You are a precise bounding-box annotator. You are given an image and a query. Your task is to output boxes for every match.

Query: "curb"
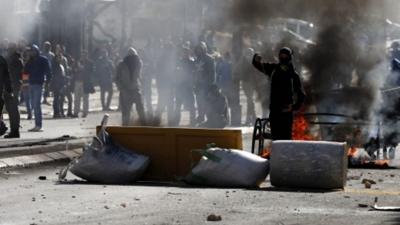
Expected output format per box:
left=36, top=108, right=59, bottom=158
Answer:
left=0, top=149, right=82, bottom=170
left=0, top=138, right=87, bottom=158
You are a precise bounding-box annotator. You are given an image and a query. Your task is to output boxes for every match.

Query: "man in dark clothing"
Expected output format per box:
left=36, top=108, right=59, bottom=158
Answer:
left=115, top=48, right=146, bottom=126
left=72, top=50, right=95, bottom=118
left=174, top=46, right=196, bottom=126
left=194, top=42, right=216, bottom=124
left=216, top=52, right=239, bottom=126
left=0, top=55, right=20, bottom=138
left=42, top=41, right=54, bottom=105
left=25, top=45, right=52, bottom=132
left=252, top=47, right=306, bottom=140
left=6, top=43, right=23, bottom=101
left=95, top=49, right=114, bottom=111
left=50, top=54, right=66, bottom=118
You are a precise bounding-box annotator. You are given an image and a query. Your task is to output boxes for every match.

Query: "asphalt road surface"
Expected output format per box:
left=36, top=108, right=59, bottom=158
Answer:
left=0, top=163, right=399, bottom=225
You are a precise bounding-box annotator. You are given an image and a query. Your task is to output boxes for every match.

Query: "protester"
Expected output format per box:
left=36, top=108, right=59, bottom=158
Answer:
left=0, top=54, right=20, bottom=138
left=95, top=49, right=114, bottom=111
left=72, top=50, right=95, bottom=118
left=252, top=47, right=306, bottom=140
left=41, top=41, right=55, bottom=105
left=24, top=45, right=52, bottom=132
left=50, top=54, right=66, bottom=118
left=115, top=48, right=146, bottom=126
left=194, top=42, right=216, bottom=125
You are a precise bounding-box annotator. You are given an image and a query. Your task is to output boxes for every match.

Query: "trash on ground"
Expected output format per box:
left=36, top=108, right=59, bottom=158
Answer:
left=38, top=176, right=47, bottom=180
left=372, top=197, right=400, bottom=211
left=59, top=114, right=150, bottom=184
left=362, top=179, right=376, bottom=185
left=364, top=181, right=372, bottom=189
left=185, top=144, right=269, bottom=188
left=207, top=214, right=222, bottom=221
left=358, top=203, right=369, bottom=208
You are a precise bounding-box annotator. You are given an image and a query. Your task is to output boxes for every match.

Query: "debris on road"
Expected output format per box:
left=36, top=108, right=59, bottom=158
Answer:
left=59, top=115, right=150, bottom=184
left=120, top=203, right=127, bottom=208
left=38, top=176, right=47, bottom=180
left=185, top=144, right=269, bottom=188
left=372, top=197, right=400, bottom=211
left=207, top=214, right=222, bottom=222
left=362, top=179, right=376, bottom=184
left=358, top=203, right=369, bottom=208
left=364, top=181, right=372, bottom=189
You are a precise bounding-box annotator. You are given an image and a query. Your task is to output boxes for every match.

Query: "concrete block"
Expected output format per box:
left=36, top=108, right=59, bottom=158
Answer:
left=270, top=141, right=347, bottom=189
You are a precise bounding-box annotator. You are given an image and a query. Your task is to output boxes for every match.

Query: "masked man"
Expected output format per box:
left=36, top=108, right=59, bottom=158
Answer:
left=252, top=47, right=306, bottom=140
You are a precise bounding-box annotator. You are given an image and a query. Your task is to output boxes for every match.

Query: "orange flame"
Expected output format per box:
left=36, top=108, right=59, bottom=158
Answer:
left=292, top=113, right=314, bottom=140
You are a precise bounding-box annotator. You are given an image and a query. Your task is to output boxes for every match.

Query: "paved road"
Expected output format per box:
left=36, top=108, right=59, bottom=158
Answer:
left=0, top=164, right=399, bottom=225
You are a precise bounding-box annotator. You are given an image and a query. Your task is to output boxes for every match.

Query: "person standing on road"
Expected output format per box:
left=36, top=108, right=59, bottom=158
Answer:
left=194, top=42, right=216, bottom=125
left=216, top=52, right=238, bottom=126
left=50, top=54, right=66, bottom=118
left=6, top=43, right=23, bottom=103
left=0, top=53, right=21, bottom=138
left=24, top=45, right=52, bottom=132
left=95, top=49, right=114, bottom=111
left=252, top=47, right=306, bottom=140
left=41, top=41, right=54, bottom=105
left=115, top=48, right=146, bottom=126
left=72, top=50, right=95, bottom=118
left=174, top=46, right=196, bottom=126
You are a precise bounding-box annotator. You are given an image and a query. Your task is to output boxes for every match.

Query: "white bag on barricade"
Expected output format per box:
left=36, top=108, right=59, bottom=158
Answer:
left=59, top=115, right=150, bottom=184
left=185, top=145, right=269, bottom=188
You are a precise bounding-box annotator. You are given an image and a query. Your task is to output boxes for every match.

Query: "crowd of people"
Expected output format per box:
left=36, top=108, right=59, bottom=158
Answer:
left=0, top=32, right=278, bottom=138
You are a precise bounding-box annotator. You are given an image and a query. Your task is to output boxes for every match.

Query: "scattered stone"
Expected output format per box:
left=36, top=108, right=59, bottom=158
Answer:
left=134, top=198, right=140, bottom=201
left=207, top=214, right=222, bottom=222
left=390, top=174, right=395, bottom=178
left=362, top=179, right=376, bottom=185
left=378, top=179, right=384, bottom=183
left=38, top=176, right=47, bottom=180
left=72, top=196, right=76, bottom=199
left=344, top=196, right=351, bottom=199
left=120, top=203, right=127, bottom=208
left=358, top=204, right=369, bottom=208
left=104, top=206, right=109, bottom=209
left=38, top=210, right=43, bottom=214
left=364, top=181, right=372, bottom=189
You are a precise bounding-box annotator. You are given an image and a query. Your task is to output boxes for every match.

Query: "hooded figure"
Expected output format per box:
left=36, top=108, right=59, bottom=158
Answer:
left=194, top=42, right=216, bottom=124
left=25, top=44, right=52, bottom=132
left=116, top=47, right=146, bottom=126
left=252, top=47, right=306, bottom=140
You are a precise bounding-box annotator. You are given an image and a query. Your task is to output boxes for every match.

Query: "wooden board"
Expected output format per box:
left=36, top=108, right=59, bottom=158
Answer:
left=96, top=126, right=243, bottom=181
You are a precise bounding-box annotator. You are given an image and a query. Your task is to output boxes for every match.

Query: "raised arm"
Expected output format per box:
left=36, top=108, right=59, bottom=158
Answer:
left=252, top=53, right=275, bottom=77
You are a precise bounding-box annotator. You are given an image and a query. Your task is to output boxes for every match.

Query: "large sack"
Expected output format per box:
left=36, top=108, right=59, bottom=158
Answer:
left=59, top=115, right=150, bottom=184
left=270, top=141, right=347, bottom=189
left=185, top=146, right=269, bottom=188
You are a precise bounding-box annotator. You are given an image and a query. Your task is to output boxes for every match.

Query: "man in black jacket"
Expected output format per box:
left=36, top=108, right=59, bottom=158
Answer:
left=252, top=47, right=306, bottom=140
left=0, top=55, right=20, bottom=138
